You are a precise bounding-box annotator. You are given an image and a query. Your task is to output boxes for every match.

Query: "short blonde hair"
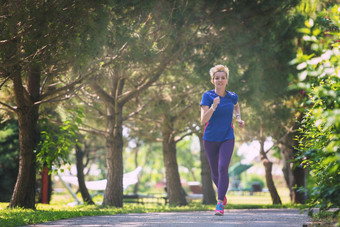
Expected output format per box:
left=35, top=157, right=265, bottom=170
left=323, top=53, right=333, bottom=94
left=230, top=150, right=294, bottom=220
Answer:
left=209, top=65, right=229, bottom=83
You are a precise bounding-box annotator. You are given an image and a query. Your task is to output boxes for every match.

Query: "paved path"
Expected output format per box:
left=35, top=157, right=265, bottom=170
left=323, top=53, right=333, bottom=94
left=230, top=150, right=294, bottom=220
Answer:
left=26, top=209, right=313, bottom=227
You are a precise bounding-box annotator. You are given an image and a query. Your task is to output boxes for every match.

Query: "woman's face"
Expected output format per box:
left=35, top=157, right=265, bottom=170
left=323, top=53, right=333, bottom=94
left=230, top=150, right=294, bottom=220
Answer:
left=213, top=71, right=228, bottom=88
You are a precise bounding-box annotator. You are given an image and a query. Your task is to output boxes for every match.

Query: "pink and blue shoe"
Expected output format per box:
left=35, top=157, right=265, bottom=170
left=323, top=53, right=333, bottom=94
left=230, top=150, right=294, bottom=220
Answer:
left=214, top=197, right=227, bottom=216
left=215, top=201, right=224, bottom=216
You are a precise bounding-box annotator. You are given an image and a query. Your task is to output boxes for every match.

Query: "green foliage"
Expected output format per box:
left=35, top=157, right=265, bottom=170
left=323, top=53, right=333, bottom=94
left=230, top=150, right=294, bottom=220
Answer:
left=37, top=109, right=84, bottom=173
left=0, top=0, right=109, bottom=73
left=311, top=210, right=340, bottom=226
left=292, top=5, right=340, bottom=213
left=177, top=137, right=201, bottom=183
left=0, top=119, right=19, bottom=202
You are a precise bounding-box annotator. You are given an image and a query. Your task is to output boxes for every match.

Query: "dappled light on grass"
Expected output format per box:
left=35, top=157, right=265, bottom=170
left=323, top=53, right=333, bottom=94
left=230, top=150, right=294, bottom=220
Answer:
left=0, top=187, right=298, bottom=227
left=0, top=202, right=214, bottom=227
left=228, top=187, right=291, bottom=205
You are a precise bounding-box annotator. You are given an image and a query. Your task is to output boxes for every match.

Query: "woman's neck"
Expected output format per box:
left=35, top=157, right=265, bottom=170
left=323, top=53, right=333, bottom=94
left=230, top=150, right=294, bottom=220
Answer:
left=215, top=88, right=226, bottom=97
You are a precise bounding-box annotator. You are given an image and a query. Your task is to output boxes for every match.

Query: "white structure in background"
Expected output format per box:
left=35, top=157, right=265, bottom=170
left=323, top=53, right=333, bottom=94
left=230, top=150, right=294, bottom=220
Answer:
left=55, top=166, right=143, bottom=204
left=237, top=137, right=283, bottom=176
left=237, top=138, right=274, bottom=164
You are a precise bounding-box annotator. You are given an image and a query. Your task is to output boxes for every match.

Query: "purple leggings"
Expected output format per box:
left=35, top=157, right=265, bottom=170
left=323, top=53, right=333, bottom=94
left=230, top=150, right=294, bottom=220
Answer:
left=203, top=139, right=235, bottom=201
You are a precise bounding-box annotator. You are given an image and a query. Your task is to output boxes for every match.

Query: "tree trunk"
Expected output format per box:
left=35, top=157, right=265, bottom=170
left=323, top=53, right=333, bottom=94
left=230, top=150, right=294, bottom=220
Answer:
left=90, top=76, right=125, bottom=207
left=279, top=142, right=294, bottom=201
left=259, top=136, right=282, bottom=205
left=279, top=112, right=306, bottom=204
left=262, top=159, right=282, bottom=204
left=292, top=165, right=306, bottom=204
left=9, top=66, right=40, bottom=209
left=198, top=133, right=216, bottom=205
left=103, top=105, right=124, bottom=207
left=76, top=144, right=94, bottom=205
left=291, top=113, right=306, bottom=204
left=279, top=141, right=306, bottom=204
left=162, top=116, right=187, bottom=206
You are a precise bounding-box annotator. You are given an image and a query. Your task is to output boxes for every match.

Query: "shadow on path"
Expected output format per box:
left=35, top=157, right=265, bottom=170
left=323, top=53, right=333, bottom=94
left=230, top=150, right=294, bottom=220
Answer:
left=25, top=208, right=313, bottom=227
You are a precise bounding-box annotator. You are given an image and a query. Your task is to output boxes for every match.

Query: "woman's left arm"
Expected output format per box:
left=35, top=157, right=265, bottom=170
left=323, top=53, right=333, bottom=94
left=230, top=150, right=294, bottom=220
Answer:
left=234, top=102, right=245, bottom=128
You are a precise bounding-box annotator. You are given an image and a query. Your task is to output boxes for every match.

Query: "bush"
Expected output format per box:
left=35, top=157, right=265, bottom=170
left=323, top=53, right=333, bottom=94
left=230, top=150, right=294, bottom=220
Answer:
left=292, top=5, right=340, bottom=214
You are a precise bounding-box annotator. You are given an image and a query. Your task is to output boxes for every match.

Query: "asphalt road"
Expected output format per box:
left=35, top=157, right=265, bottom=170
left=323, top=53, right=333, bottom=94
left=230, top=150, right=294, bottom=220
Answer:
left=25, top=208, right=313, bottom=227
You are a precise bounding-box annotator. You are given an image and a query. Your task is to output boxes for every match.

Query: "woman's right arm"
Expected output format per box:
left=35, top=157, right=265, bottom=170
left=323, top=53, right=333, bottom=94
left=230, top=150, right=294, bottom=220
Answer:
left=201, top=105, right=215, bottom=125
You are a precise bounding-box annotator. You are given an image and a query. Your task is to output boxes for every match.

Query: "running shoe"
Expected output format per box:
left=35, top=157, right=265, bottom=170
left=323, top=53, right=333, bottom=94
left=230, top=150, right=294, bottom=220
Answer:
left=215, top=202, right=224, bottom=216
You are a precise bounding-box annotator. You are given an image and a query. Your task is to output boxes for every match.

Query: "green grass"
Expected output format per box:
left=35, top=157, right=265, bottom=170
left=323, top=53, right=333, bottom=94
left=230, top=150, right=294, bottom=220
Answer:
left=0, top=188, right=304, bottom=227
left=1, top=188, right=337, bottom=226
left=0, top=202, right=304, bottom=227
left=0, top=202, right=210, bottom=227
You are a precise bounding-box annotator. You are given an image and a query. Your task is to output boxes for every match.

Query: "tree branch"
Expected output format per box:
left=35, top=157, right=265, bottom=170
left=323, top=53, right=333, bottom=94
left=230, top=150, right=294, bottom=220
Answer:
left=265, top=126, right=295, bottom=154
left=40, top=67, right=53, bottom=94
left=0, top=101, right=17, bottom=113
left=118, top=22, right=202, bottom=106
left=34, top=82, right=83, bottom=105
left=40, top=68, right=93, bottom=100
left=101, top=42, right=128, bottom=68
left=78, top=125, right=108, bottom=137
left=89, top=80, right=114, bottom=107
left=123, top=100, right=152, bottom=121
left=118, top=57, right=173, bottom=106
left=175, top=131, right=193, bottom=143
left=36, top=96, right=72, bottom=105
left=74, top=93, right=107, bottom=117
left=264, top=145, right=275, bottom=154
left=48, top=115, right=108, bottom=137
left=0, top=74, right=11, bottom=90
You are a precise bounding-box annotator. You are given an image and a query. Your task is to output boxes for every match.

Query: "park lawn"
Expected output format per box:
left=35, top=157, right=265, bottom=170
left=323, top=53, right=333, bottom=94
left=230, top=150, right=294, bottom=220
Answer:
left=0, top=202, right=213, bottom=227
left=0, top=202, right=299, bottom=227
left=0, top=189, right=300, bottom=227
left=227, top=187, right=291, bottom=205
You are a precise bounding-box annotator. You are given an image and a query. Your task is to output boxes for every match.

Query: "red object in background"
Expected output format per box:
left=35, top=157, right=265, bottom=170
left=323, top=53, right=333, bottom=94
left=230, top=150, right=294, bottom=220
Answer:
left=41, top=166, right=49, bottom=204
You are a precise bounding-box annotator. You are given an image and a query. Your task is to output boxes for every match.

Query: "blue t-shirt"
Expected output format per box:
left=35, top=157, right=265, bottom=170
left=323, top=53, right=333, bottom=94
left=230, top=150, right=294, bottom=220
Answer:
left=200, top=90, right=238, bottom=142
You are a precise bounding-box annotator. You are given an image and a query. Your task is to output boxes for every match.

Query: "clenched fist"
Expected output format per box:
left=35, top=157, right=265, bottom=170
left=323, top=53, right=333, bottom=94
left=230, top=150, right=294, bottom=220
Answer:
left=213, top=96, right=220, bottom=109
left=237, top=119, right=245, bottom=128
